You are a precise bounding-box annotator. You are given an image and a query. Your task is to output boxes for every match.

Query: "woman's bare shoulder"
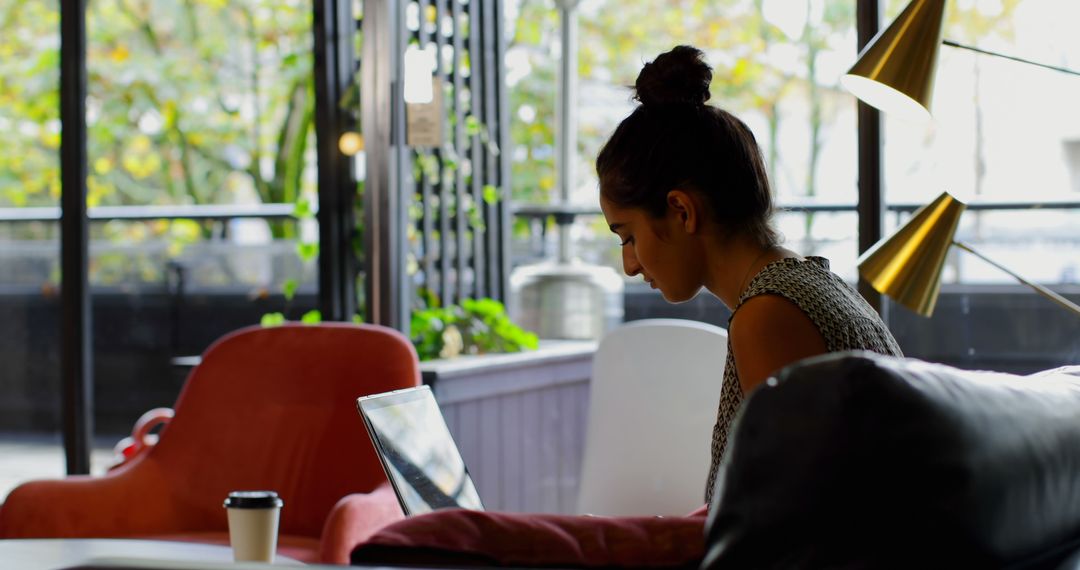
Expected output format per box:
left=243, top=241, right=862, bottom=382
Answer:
left=729, top=294, right=828, bottom=394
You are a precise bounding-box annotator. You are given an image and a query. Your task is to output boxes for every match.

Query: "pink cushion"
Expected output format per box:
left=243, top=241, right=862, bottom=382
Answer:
left=686, top=504, right=709, bottom=518
left=351, top=509, right=706, bottom=568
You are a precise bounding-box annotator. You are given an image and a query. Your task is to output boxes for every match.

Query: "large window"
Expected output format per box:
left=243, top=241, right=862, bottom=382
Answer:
left=0, top=0, right=319, bottom=487
left=84, top=0, right=318, bottom=459
left=0, top=0, right=66, bottom=499
left=883, top=0, right=1080, bottom=372
left=506, top=0, right=860, bottom=321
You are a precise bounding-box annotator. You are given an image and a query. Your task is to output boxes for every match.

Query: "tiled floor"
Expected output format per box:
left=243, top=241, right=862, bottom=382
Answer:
left=0, top=433, right=118, bottom=502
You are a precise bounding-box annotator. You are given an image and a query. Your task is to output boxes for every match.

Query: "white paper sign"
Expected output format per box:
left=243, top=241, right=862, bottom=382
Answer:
left=407, top=77, right=443, bottom=148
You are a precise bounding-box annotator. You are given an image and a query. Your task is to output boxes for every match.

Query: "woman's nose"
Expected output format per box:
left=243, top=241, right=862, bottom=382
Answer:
left=622, top=247, right=641, bottom=277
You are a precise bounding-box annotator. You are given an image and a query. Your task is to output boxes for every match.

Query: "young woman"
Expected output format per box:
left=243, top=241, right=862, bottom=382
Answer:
left=596, top=45, right=903, bottom=503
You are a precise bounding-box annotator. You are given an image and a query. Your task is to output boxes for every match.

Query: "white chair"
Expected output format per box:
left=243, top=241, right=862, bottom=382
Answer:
left=577, top=318, right=729, bottom=516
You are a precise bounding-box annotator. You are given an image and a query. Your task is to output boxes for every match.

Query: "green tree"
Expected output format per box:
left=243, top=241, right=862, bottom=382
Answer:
left=0, top=2, right=61, bottom=211
left=1, top=0, right=318, bottom=292
left=507, top=0, right=560, bottom=205
left=85, top=0, right=315, bottom=214
left=1, top=0, right=315, bottom=235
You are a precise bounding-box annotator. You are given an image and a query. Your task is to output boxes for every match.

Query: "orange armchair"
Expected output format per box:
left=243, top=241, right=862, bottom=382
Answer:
left=0, top=323, right=419, bottom=564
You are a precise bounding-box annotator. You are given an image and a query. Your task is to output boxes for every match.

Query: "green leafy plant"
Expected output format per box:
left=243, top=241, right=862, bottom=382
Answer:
left=410, top=297, right=538, bottom=361
left=260, top=309, right=322, bottom=327
left=257, top=195, right=318, bottom=325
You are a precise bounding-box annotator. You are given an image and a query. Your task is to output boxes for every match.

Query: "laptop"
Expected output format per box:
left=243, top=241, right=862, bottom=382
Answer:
left=356, top=386, right=485, bottom=515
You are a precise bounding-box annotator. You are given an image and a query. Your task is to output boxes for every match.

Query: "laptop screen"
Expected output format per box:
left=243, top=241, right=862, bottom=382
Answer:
left=357, top=386, right=484, bottom=515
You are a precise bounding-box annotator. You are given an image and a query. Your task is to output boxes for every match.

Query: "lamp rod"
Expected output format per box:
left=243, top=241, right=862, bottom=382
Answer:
left=943, top=40, right=1080, bottom=77
left=953, top=241, right=1080, bottom=318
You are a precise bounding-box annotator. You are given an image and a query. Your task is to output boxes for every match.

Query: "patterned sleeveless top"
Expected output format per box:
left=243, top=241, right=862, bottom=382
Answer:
left=704, top=256, right=903, bottom=504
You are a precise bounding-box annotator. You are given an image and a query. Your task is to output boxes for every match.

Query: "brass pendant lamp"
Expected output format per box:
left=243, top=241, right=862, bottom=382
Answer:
left=856, top=192, right=964, bottom=317
left=840, top=0, right=946, bottom=121
left=844, top=1, right=1080, bottom=319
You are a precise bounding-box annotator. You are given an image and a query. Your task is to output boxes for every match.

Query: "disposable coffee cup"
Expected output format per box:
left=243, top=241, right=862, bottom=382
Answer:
left=223, top=490, right=284, bottom=563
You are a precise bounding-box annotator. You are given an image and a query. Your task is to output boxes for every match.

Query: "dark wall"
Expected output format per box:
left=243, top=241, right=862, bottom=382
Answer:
left=0, top=289, right=316, bottom=434
left=2, top=283, right=1077, bottom=434
left=623, top=282, right=1080, bottom=375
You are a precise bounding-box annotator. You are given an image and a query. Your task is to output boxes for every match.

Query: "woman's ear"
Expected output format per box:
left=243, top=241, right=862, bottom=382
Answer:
left=666, top=189, right=699, bottom=233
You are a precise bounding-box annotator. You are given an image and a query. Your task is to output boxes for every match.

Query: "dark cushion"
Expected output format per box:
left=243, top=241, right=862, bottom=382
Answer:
left=350, top=508, right=706, bottom=569
left=702, top=352, right=1080, bottom=570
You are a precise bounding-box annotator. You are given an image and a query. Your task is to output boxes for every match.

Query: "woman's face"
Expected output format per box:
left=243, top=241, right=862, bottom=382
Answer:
left=600, top=194, right=704, bottom=303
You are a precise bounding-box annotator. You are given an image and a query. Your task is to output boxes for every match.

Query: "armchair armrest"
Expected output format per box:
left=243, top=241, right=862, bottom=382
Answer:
left=0, top=460, right=177, bottom=538
left=318, top=482, right=404, bottom=564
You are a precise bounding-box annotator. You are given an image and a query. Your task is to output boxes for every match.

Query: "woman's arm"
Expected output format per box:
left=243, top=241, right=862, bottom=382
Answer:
left=729, top=294, right=828, bottom=395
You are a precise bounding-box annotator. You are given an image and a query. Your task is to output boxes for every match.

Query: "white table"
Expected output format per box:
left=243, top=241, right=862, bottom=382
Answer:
left=0, top=539, right=302, bottom=570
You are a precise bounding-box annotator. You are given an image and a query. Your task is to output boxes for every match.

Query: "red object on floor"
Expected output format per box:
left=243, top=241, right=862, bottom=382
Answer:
left=109, top=407, right=174, bottom=471
left=0, top=323, right=418, bottom=564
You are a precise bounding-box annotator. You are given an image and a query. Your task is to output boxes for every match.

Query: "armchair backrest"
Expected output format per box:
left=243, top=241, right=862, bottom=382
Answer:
left=579, top=318, right=727, bottom=516
left=141, top=323, right=420, bottom=538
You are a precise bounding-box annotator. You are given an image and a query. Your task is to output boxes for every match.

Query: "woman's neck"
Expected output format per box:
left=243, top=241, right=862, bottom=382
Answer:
left=703, top=237, right=796, bottom=309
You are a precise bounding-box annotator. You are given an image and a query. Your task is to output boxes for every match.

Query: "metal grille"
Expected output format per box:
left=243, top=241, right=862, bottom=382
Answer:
left=405, top=0, right=510, bottom=308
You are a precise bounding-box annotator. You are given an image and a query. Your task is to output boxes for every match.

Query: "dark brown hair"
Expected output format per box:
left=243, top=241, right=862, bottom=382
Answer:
left=596, top=45, right=779, bottom=247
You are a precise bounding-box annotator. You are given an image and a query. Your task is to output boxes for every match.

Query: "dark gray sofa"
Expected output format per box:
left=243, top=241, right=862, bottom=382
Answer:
left=703, top=351, right=1080, bottom=569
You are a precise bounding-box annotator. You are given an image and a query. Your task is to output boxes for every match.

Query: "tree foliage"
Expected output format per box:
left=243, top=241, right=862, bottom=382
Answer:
left=0, top=2, right=62, bottom=209
left=506, top=0, right=560, bottom=205
left=0, top=0, right=315, bottom=213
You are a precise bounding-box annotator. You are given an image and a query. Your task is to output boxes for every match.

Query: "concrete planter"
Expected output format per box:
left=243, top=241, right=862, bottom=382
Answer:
left=421, top=340, right=597, bottom=514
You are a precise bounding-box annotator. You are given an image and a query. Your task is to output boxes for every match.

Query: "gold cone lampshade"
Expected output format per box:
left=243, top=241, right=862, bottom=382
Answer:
left=858, top=192, right=966, bottom=317
left=841, top=0, right=947, bottom=121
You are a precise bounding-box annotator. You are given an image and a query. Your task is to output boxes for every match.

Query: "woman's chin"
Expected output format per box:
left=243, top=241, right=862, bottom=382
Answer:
left=660, top=286, right=703, bottom=304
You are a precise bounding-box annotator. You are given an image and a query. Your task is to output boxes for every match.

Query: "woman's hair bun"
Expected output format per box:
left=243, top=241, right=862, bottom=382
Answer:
left=633, top=45, right=712, bottom=107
